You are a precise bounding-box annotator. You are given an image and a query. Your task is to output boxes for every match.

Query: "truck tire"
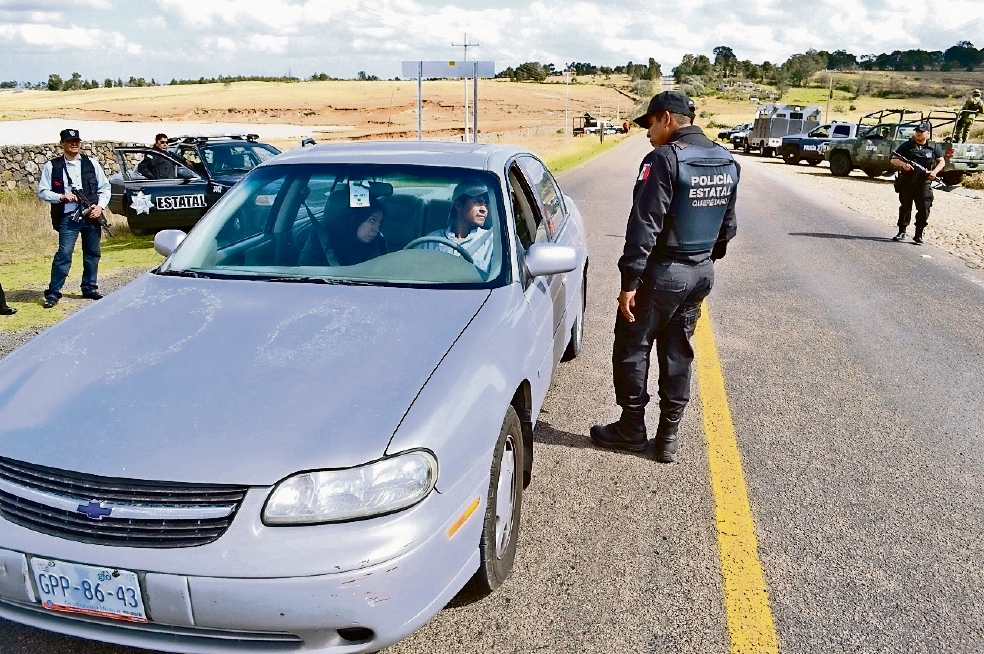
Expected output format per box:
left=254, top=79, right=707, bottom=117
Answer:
left=941, top=171, right=963, bottom=186
left=862, top=167, right=882, bottom=178
left=762, top=147, right=775, bottom=158
left=782, top=147, right=801, bottom=165
left=829, top=152, right=853, bottom=177
left=743, top=142, right=750, bottom=154
left=807, top=158, right=821, bottom=166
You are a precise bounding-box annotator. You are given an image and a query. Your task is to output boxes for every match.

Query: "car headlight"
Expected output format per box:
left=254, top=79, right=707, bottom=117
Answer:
left=262, top=451, right=438, bottom=525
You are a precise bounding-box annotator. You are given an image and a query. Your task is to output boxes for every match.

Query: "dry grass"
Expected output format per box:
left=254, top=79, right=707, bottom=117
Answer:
left=0, top=190, right=133, bottom=265
left=964, top=172, right=984, bottom=190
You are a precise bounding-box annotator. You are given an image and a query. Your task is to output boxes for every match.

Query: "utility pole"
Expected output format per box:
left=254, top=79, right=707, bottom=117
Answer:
left=564, top=68, right=572, bottom=135
left=452, top=33, right=479, bottom=141
left=825, top=69, right=833, bottom=123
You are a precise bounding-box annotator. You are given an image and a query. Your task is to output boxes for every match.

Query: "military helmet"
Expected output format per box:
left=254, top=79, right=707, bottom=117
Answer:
left=974, top=89, right=982, bottom=97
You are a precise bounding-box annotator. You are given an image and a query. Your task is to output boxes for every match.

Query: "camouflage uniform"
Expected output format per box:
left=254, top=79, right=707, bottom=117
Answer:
left=955, top=90, right=982, bottom=143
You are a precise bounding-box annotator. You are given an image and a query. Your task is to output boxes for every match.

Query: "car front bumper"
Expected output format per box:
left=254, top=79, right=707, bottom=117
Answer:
left=0, top=474, right=489, bottom=653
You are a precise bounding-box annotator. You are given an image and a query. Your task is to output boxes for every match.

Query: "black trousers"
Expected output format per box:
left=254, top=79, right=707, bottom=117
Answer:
left=613, top=259, right=714, bottom=422
left=897, top=181, right=933, bottom=232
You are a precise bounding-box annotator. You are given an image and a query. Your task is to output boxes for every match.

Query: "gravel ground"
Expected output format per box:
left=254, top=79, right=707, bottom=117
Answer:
left=741, top=154, right=984, bottom=269
left=0, top=267, right=147, bottom=360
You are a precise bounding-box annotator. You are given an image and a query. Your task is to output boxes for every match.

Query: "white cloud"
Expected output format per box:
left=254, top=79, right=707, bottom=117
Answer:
left=248, top=34, right=289, bottom=54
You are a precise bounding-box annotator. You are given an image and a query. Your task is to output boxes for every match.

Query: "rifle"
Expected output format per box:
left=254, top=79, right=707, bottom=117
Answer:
left=69, top=186, right=114, bottom=237
left=890, top=150, right=946, bottom=190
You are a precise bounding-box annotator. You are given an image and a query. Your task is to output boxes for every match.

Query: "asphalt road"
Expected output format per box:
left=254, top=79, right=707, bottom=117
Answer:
left=3, top=134, right=984, bottom=653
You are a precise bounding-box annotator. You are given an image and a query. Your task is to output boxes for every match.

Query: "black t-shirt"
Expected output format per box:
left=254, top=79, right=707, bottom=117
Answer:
left=895, top=138, right=943, bottom=183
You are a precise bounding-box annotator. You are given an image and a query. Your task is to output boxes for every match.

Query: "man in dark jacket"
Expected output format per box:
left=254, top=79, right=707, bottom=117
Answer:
left=890, top=122, right=944, bottom=245
left=590, top=92, right=739, bottom=463
left=136, top=133, right=179, bottom=179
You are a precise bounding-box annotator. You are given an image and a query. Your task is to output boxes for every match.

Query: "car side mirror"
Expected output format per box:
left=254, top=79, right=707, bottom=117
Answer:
left=154, top=230, right=186, bottom=257
left=525, top=243, right=578, bottom=277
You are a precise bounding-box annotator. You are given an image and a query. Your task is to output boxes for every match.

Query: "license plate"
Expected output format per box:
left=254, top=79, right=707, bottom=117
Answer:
left=31, top=558, right=148, bottom=623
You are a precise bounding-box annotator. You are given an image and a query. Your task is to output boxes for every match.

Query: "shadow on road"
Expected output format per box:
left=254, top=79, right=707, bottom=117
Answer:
left=789, top=231, right=897, bottom=243
left=534, top=421, right=653, bottom=460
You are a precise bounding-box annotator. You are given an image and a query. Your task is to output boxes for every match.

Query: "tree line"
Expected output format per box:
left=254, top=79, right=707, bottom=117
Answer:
left=494, top=58, right=661, bottom=82
left=673, top=41, right=983, bottom=97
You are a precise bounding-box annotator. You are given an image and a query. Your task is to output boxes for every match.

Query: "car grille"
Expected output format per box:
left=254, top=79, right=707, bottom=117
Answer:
left=0, top=457, right=248, bottom=548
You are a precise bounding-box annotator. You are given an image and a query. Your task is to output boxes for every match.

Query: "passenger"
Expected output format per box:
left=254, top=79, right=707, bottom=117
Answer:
left=421, top=180, right=494, bottom=274
left=136, top=133, right=178, bottom=179
left=300, top=201, right=388, bottom=267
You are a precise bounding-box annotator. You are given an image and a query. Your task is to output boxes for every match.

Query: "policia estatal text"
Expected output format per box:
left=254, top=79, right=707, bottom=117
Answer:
left=890, top=122, right=944, bottom=245
left=590, top=92, right=739, bottom=463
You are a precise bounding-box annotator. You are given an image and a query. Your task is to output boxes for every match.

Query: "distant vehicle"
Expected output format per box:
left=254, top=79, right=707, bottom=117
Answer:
left=108, top=135, right=280, bottom=235
left=932, top=110, right=984, bottom=185
left=745, top=104, right=822, bottom=157
left=718, top=123, right=751, bottom=141
left=780, top=121, right=858, bottom=165
left=729, top=125, right=752, bottom=150
left=584, top=120, right=619, bottom=135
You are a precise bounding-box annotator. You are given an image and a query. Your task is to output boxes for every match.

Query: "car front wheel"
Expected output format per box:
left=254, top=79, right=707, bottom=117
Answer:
left=782, top=147, right=800, bottom=165
left=562, top=274, right=586, bottom=362
left=829, top=152, right=853, bottom=176
left=469, top=406, right=524, bottom=595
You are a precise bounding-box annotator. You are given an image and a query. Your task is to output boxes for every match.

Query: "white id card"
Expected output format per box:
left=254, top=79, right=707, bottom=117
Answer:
left=349, top=181, right=370, bottom=208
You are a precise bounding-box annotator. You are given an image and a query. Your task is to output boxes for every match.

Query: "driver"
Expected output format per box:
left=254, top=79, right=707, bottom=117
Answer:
left=420, top=180, right=494, bottom=274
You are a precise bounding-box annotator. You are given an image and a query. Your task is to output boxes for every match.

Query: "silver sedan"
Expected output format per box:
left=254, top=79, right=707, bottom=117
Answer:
left=0, top=142, right=588, bottom=652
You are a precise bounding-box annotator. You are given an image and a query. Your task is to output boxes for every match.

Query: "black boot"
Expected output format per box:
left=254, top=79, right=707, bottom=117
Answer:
left=913, top=227, right=923, bottom=245
left=654, top=417, right=681, bottom=463
left=590, top=409, right=647, bottom=452
left=0, top=285, right=14, bottom=316
left=892, top=230, right=906, bottom=242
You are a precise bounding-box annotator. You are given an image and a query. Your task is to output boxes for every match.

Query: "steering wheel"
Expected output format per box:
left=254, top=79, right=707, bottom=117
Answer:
left=403, top=236, right=475, bottom=264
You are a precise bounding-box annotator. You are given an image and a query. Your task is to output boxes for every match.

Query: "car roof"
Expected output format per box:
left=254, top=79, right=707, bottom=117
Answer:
left=267, top=141, right=533, bottom=172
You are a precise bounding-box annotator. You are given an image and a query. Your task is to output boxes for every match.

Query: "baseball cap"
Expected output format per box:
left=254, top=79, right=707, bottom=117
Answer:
left=633, top=91, right=697, bottom=128
left=914, top=122, right=931, bottom=132
left=59, top=128, right=81, bottom=142
left=451, top=180, right=489, bottom=203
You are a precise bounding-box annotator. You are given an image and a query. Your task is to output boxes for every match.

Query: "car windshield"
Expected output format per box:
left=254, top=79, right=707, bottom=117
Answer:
left=159, top=164, right=508, bottom=287
left=200, top=142, right=279, bottom=175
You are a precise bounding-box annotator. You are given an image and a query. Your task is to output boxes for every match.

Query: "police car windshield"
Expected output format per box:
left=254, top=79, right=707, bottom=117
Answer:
left=159, top=164, right=507, bottom=288
left=200, top=142, right=279, bottom=175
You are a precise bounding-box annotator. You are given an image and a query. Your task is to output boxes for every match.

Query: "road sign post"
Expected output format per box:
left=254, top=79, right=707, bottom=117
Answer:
left=402, top=60, right=495, bottom=142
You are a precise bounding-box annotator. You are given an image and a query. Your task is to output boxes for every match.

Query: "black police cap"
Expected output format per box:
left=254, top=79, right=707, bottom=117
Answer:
left=59, top=128, right=81, bottom=142
left=633, top=91, right=696, bottom=128
left=914, top=122, right=931, bottom=132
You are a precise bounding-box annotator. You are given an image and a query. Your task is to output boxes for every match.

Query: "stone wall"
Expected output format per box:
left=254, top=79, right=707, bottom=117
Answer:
left=0, top=141, right=140, bottom=191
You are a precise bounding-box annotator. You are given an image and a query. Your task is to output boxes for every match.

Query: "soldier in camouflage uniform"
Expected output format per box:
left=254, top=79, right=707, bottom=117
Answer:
left=955, top=89, right=982, bottom=143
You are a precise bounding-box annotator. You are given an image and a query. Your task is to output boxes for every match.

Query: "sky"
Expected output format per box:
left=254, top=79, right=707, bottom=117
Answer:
left=1, top=0, right=983, bottom=83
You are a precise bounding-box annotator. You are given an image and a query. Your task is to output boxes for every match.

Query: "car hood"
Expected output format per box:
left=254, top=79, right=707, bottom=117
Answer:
left=0, top=274, right=490, bottom=486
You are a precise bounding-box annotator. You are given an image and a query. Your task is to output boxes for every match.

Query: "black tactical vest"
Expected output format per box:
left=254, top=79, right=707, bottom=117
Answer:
left=49, top=155, right=99, bottom=230
left=663, top=143, right=738, bottom=255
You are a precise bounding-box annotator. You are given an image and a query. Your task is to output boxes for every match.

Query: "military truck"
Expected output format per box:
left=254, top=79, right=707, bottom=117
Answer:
left=825, top=109, right=984, bottom=184
left=780, top=121, right=857, bottom=165
left=745, top=104, right=822, bottom=157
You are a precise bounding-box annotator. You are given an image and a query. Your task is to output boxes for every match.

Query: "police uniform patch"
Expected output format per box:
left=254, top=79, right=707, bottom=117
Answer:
left=638, top=163, right=651, bottom=181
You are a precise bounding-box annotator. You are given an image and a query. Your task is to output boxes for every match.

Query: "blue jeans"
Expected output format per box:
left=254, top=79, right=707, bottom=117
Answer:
left=45, top=214, right=101, bottom=301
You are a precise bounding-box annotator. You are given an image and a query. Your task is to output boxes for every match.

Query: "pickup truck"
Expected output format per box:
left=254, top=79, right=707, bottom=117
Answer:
left=718, top=123, right=751, bottom=141
left=780, top=121, right=857, bottom=165
left=825, top=109, right=984, bottom=183
left=746, top=104, right=822, bottom=157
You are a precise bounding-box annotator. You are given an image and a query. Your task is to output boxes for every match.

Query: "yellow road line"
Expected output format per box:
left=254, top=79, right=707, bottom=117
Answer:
left=694, top=303, right=780, bottom=654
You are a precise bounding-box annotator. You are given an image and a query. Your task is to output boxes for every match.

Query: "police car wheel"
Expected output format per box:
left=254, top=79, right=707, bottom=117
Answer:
left=782, top=147, right=800, bottom=165
left=562, top=274, right=586, bottom=362
left=469, top=406, right=525, bottom=596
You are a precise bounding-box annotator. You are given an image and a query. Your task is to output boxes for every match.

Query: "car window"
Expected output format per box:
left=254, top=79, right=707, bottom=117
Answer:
left=177, top=147, right=207, bottom=176
left=833, top=125, right=851, bottom=137
left=201, top=143, right=280, bottom=175
left=516, top=156, right=564, bottom=240
left=810, top=125, right=831, bottom=138
left=162, top=164, right=507, bottom=287
left=508, top=163, right=540, bottom=249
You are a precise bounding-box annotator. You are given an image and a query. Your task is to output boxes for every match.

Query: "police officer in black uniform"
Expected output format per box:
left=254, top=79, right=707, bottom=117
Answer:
left=590, top=91, right=739, bottom=463
left=890, top=122, right=944, bottom=245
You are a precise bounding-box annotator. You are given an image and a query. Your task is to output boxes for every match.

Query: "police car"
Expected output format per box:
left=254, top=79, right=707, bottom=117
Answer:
left=108, top=135, right=280, bottom=235
left=780, top=121, right=857, bottom=166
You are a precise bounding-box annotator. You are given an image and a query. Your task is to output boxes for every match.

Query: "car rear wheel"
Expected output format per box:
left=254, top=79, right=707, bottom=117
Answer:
left=469, top=406, right=524, bottom=595
left=941, top=171, right=963, bottom=186
left=829, top=152, right=853, bottom=176
left=562, top=273, right=586, bottom=362
left=743, top=142, right=751, bottom=154
left=782, top=147, right=800, bottom=165
left=762, top=147, right=775, bottom=158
